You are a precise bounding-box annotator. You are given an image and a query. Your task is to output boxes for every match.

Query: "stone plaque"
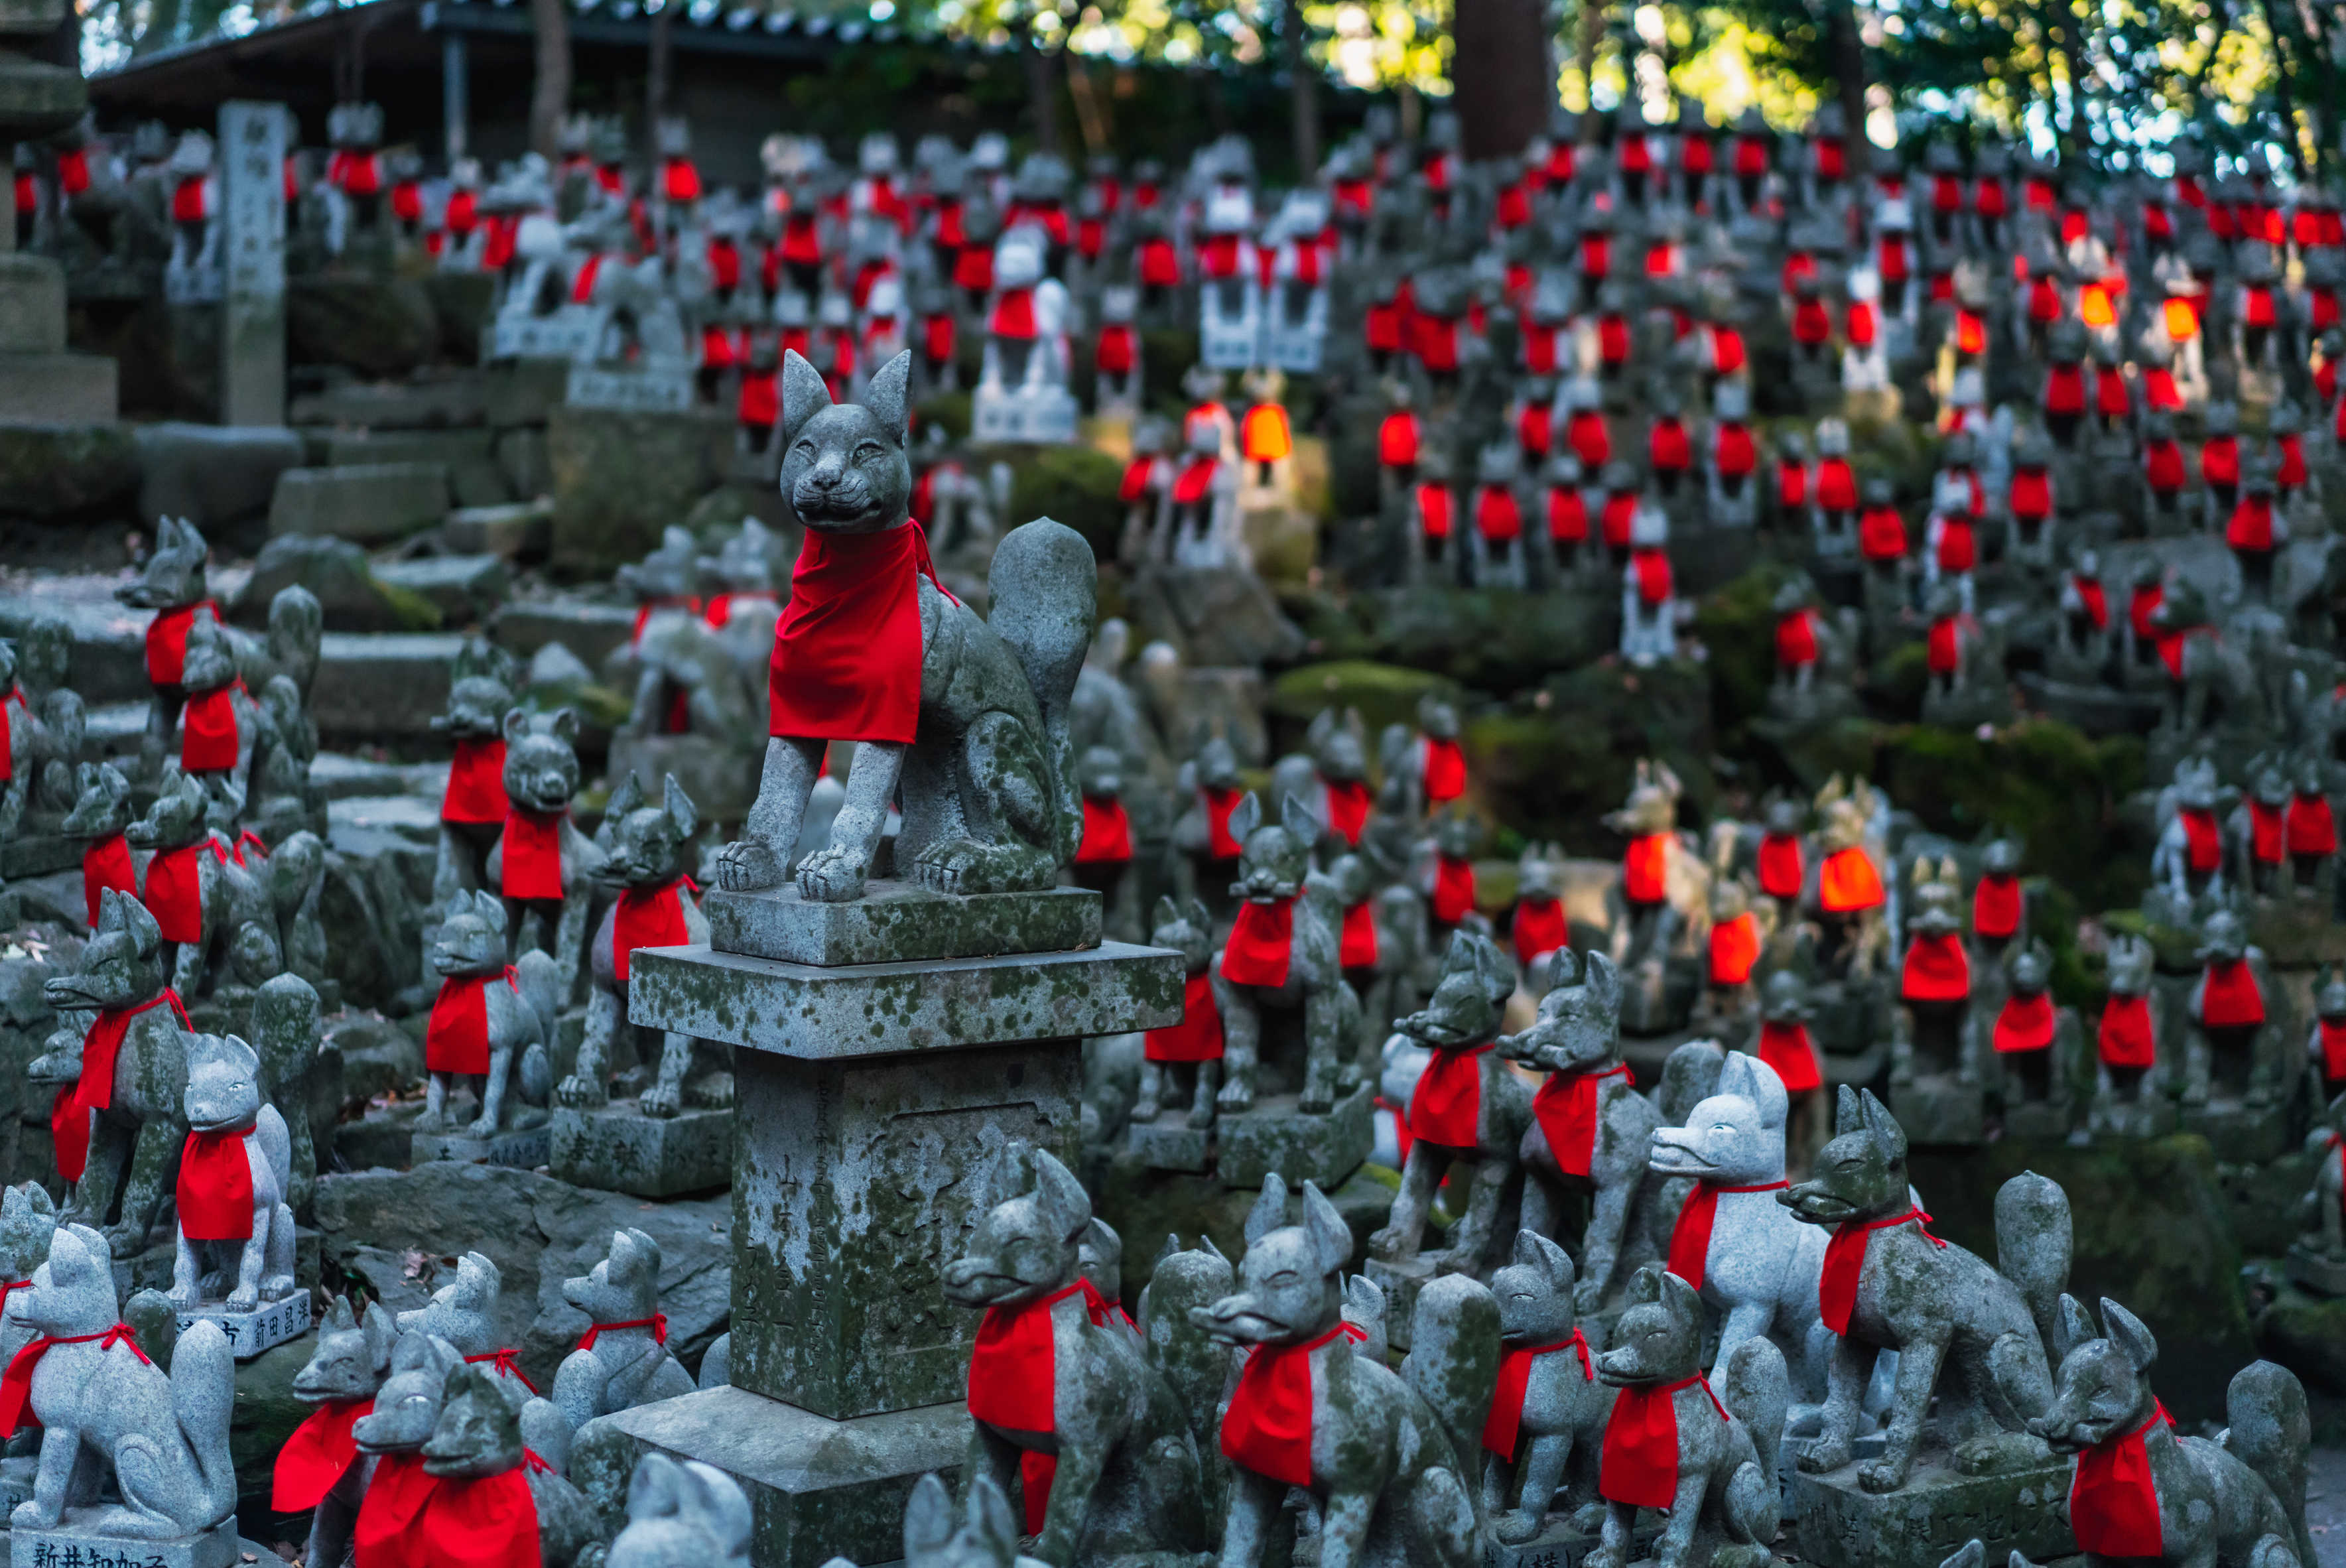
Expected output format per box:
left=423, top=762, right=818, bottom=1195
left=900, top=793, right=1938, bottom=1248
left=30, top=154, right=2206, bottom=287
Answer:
left=217, top=100, right=285, bottom=426
left=568, top=365, right=694, bottom=413
left=178, top=1289, right=310, bottom=1360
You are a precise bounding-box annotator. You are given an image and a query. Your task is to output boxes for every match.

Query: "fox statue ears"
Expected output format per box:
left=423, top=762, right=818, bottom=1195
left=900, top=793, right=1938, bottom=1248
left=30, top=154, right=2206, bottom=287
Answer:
left=1510, top=1228, right=1577, bottom=1293
left=1441, top=931, right=1515, bottom=1006
left=627, top=1455, right=754, bottom=1562
left=907, top=1472, right=1019, bottom=1565
left=1226, top=790, right=1264, bottom=846
left=96, top=887, right=164, bottom=962
left=1713, top=1050, right=1789, bottom=1132
left=1833, top=1085, right=1909, bottom=1161
left=778, top=348, right=913, bottom=452
left=1243, top=1172, right=1289, bottom=1247
left=1281, top=791, right=1324, bottom=848
left=452, top=1250, right=501, bottom=1311
left=501, top=706, right=579, bottom=747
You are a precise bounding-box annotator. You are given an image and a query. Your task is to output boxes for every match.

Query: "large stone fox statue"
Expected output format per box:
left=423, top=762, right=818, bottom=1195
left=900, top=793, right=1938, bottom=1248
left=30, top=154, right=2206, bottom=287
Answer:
left=714, top=348, right=1096, bottom=902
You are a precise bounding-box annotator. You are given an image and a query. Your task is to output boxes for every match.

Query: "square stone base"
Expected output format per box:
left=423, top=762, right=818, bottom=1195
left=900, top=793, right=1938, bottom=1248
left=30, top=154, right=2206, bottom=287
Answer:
left=1217, top=1080, right=1373, bottom=1189
left=972, top=387, right=1078, bottom=444
left=707, top=881, right=1101, bottom=967
left=0, top=354, right=118, bottom=424
left=551, top=1102, right=731, bottom=1197
left=2182, top=1100, right=2289, bottom=1163
left=605, top=1384, right=970, bottom=1568
left=412, top=1123, right=551, bottom=1169
left=116, top=1228, right=319, bottom=1301
left=1484, top=1515, right=1662, bottom=1568
left=13, top=1514, right=237, bottom=1568
left=1889, top=1074, right=1986, bottom=1146
left=178, top=1290, right=310, bottom=1360
left=0, top=834, right=78, bottom=880
left=2287, top=1242, right=2346, bottom=1297
left=1126, top=1109, right=1212, bottom=1173
left=1789, top=1453, right=2075, bottom=1568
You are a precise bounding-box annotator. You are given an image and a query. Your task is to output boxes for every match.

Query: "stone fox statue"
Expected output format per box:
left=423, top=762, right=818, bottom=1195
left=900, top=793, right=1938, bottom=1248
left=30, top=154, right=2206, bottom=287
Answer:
left=714, top=349, right=1096, bottom=903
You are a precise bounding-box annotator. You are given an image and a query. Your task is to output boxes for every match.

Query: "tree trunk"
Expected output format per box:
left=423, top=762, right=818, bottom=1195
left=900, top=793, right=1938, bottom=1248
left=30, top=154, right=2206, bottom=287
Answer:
left=1452, top=0, right=1552, bottom=159
left=528, top=0, right=572, bottom=163
left=1025, top=15, right=1061, bottom=157
left=645, top=1, right=675, bottom=161
left=1825, top=0, right=1866, bottom=159
left=1285, top=0, right=1320, bottom=177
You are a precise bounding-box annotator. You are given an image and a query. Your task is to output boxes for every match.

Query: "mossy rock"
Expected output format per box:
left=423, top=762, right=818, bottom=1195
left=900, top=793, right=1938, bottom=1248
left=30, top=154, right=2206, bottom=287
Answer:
left=287, top=275, right=441, bottom=377
left=1877, top=719, right=2150, bottom=917
left=681, top=482, right=794, bottom=543
left=1691, top=562, right=1798, bottom=744
left=1466, top=660, right=1716, bottom=854
left=2254, top=1279, right=2346, bottom=1396
left=1910, top=1134, right=2253, bottom=1423
left=1268, top=659, right=1459, bottom=736
left=1301, top=586, right=1612, bottom=692
left=2217, top=1147, right=2321, bottom=1259
left=998, top=443, right=1128, bottom=563
left=0, top=421, right=139, bottom=521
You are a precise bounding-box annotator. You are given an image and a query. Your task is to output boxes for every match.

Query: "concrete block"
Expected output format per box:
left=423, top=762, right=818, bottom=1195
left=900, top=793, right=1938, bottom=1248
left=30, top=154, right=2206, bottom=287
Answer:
left=322, top=428, right=509, bottom=508
left=374, top=554, right=511, bottom=627
left=0, top=252, right=66, bottom=353
left=308, top=631, right=464, bottom=740
left=444, top=499, right=553, bottom=560
left=1790, top=1454, right=2077, bottom=1568
left=0, top=352, right=116, bottom=423
left=550, top=1102, right=730, bottom=1198
left=490, top=600, right=637, bottom=671
left=287, top=374, right=486, bottom=430
left=268, top=462, right=450, bottom=545
left=133, top=422, right=305, bottom=530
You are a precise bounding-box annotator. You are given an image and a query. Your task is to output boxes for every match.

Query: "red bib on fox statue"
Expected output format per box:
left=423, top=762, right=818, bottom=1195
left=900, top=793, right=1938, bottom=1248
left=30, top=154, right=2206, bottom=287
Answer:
left=769, top=521, right=949, bottom=746
left=1408, top=1044, right=1493, bottom=1147
left=2070, top=1405, right=2174, bottom=1557
left=1483, top=1332, right=1593, bottom=1457
left=176, top=1124, right=257, bottom=1241
left=1600, top=1374, right=1727, bottom=1508
left=967, top=1279, right=1118, bottom=1532
left=53, top=990, right=188, bottom=1184
left=1532, top=1063, right=1631, bottom=1178
left=1221, top=1322, right=1367, bottom=1487
left=273, top=1398, right=371, bottom=1512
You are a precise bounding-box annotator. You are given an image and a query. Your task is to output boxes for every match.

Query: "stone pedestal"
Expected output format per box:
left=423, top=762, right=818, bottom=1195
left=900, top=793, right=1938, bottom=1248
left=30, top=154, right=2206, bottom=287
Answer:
left=1216, top=1080, right=1374, bottom=1189
left=0, top=254, right=116, bottom=425
left=0, top=833, right=77, bottom=880
left=2285, top=1241, right=2346, bottom=1297
left=1126, top=1109, right=1213, bottom=1173
left=178, top=1289, right=310, bottom=1360
left=551, top=1101, right=730, bottom=1197
left=614, top=885, right=1182, bottom=1565
left=412, top=1122, right=551, bottom=1169
left=1789, top=1453, right=2076, bottom=1568
left=13, top=1516, right=237, bottom=1568
left=1890, top=1073, right=1987, bottom=1147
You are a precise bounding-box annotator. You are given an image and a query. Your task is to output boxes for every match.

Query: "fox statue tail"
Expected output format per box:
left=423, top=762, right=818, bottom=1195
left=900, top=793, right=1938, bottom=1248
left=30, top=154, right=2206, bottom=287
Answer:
left=1401, top=1274, right=1500, bottom=1532
left=985, top=519, right=1097, bottom=865
left=1139, top=1239, right=1234, bottom=1520
left=1723, top=1334, right=1790, bottom=1543
left=2225, top=1359, right=2315, bottom=1568
left=171, top=1318, right=239, bottom=1525
left=1994, top=1170, right=2071, bottom=1374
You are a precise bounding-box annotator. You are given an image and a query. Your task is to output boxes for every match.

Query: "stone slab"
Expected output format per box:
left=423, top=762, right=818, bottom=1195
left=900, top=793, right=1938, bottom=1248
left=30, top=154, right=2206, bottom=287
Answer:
left=0, top=834, right=78, bottom=879
left=287, top=376, right=486, bottom=430
left=445, top=499, right=553, bottom=559
left=374, top=553, right=512, bottom=624
left=1889, top=1073, right=1987, bottom=1147
left=178, top=1289, right=310, bottom=1360
left=0, top=252, right=66, bottom=354
left=267, top=462, right=450, bottom=545
left=551, top=1101, right=731, bottom=1197
left=1126, top=1110, right=1212, bottom=1173
left=490, top=600, right=637, bottom=671
left=412, top=1124, right=551, bottom=1169
left=1789, top=1454, right=2076, bottom=1568
left=1482, top=1516, right=1660, bottom=1568
left=628, top=941, right=1184, bottom=1059
left=323, top=429, right=509, bottom=509
left=2286, top=1242, right=2346, bottom=1297
left=13, top=1516, right=237, bottom=1568
left=1216, top=1080, right=1375, bottom=1189
left=2182, top=1102, right=2289, bottom=1163
left=707, top=882, right=1102, bottom=967
left=607, top=1384, right=970, bottom=1568
left=0, top=356, right=118, bottom=424
left=309, top=631, right=464, bottom=742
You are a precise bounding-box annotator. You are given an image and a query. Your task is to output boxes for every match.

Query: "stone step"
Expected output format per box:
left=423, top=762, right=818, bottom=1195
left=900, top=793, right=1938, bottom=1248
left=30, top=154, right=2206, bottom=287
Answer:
left=445, top=498, right=554, bottom=559
left=374, top=553, right=513, bottom=626
left=312, top=427, right=511, bottom=509
left=269, top=462, right=451, bottom=545
left=706, top=881, right=1100, bottom=966
left=491, top=598, right=638, bottom=673
left=311, top=630, right=465, bottom=739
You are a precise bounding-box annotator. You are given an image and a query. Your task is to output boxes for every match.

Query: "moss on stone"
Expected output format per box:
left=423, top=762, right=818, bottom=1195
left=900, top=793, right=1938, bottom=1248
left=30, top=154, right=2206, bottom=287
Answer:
left=1910, top=1134, right=2254, bottom=1423
left=0, top=422, right=140, bottom=521
left=2255, top=1281, right=2346, bottom=1395
left=1267, top=660, right=1460, bottom=736
left=1001, top=444, right=1128, bottom=563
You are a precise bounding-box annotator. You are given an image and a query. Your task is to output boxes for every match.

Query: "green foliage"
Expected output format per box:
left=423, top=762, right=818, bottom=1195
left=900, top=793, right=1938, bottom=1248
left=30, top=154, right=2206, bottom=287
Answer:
left=1001, top=442, right=1128, bottom=560
left=1266, top=658, right=1458, bottom=735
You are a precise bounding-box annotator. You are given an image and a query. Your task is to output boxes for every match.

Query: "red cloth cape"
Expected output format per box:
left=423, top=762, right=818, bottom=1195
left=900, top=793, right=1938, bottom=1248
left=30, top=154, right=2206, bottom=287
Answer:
left=501, top=809, right=566, bottom=901
left=1532, top=1064, right=1630, bottom=1178
left=1422, top=737, right=1467, bottom=803
left=54, top=992, right=186, bottom=1183
left=0, top=1323, right=148, bottom=1436
left=2180, top=809, right=2223, bottom=873
left=613, top=880, right=692, bottom=985
left=1668, top=1180, right=1790, bottom=1289
left=273, top=1398, right=371, bottom=1511
left=82, top=834, right=136, bottom=928
left=1757, top=834, right=1804, bottom=900
left=1076, top=798, right=1132, bottom=864
left=1902, top=932, right=1971, bottom=1002
left=144, top=602, right=215, bottom=686
left=1222, top=899, right=1295, bottom=988
left=1821, top=1207, right=1943, bottom=1334
left=1776, top=609, right=1819, bottom=669
left=180, top=685, right=239, bottom=772
left=2290, top=795, right=2338, bottom=856
left=1220, top=1323, right=1362, bottom=1486
left=1819, top=847, right=1884, bottom=913
left=442, top=738, right=507, bottom=824
left=1483, top=1333, right=1593, bottom=1457
left=176, top=1124, right=256, bottom=1240
left=1512, top=897, right=1567, bottom=962
left=1623, top=834, right=1671, bottom=904
left=1601, top=1376, right=1725, bottom=1508
left=1709, top=913, right=1760, bottom=986
left=426, top=969, right=515, bottom=1076
left=1973, top=874, right=2024, bottom=938
left=1144, top=972, right=1223, bottom=1063
left=2070, top=1405, right=2174, bottom=1557
left=1407, top=1044, right=1492, bottom=1147
left=2099, top=996, right=2157, bottom=1069
left=1321, top=779, right=1371, bottom=846
left=417, top=1464, right=545, bottom=1568
left=2202, top=958, right=2264, bottom=1027
left=1758, top=1021, right=1822, bottom=1092
left=768, top=524, right=945, bottom=746
left=1992, top=992, right=2056, bottom=1054
left=1432, top=854, right=1477, bottom=924
left=1339, top=902, right=1378, bottom=969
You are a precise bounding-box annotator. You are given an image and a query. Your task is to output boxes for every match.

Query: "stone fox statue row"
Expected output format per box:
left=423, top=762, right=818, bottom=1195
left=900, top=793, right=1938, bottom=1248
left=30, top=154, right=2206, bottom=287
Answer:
left=712, top=348, right=1096, bottom=902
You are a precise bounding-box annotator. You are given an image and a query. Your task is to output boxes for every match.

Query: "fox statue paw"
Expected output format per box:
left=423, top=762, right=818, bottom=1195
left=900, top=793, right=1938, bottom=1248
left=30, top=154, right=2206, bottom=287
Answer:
left=712, top=838, right=785, bottom=893
left=796, top=844, right=868, bottom=903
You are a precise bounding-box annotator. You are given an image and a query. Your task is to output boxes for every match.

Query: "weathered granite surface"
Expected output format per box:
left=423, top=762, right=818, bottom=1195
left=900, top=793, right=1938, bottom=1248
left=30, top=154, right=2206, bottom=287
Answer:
left=706, top=882, right=1102, bottom=967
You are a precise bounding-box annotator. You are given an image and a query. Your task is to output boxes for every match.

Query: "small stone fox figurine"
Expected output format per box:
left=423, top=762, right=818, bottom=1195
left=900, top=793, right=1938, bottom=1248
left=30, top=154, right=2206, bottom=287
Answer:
left=430, top=636, right=519, bottom=905
left=608, top=1453, right=753, bottom=1568
left=2020, top=1295, right=2313, bottom=1568
left=1503, top=948, right=1665, bottom=1313
left=551, top=1227, right=696, bottom=1433
left=395, top=1250, right=573, bottom=1471
left=125, top=771, right=267, bottom=1002
left=7, top=1224, right=237, bottom=1539
left=1133, top=895, right=1222, bottom=1127
left=169, top=1031, right=296, bottom=1313
left=488, top=706, right=606, bottom=997
left=1782, top=1087, right=2069, bottom=1493
left=281, top=1294, right=397, bottom=1568
left=1196, top=1173, right=1488, bottom=1568
left=1210, top=791, right=1360, bottom=1114
left=36, top=889, right=194, bottom=1258
left=419, top=891, right=556, bottom=1137
left=714, top=350, right=1096, bottom=903
left=1586, top=1264, right=1787, bottom=1568
left=421, top=1362, right=602, bottom=1567
left=565, top=772, right=723, bottom=1117
left=894, top=1472, right=1049, bottom=1568
left=1482, top=1229, right=1616, bottom=1545
left=945, top=1142, right=1206, bottom=1564
left=1372, top=931, right=1529, bottom=1274
left=117, top=516, right=219, bottom=781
